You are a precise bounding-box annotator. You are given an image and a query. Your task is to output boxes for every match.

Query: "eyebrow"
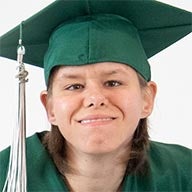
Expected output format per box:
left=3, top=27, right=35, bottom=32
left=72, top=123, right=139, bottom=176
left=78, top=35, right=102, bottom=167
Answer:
left=61, top=73, right=82, bottom=79
left=100, top=68, right=130, bottom=77
left=102, top=70, right=124, bottom=76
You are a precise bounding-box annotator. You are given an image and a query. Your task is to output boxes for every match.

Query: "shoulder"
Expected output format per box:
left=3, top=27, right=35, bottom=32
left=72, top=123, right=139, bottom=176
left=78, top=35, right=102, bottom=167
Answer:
left=0, top=131, right=68, bottom=191
left=148, top=141, right=192, bottom=190
left=148, top=140, right=192, bottom=170
left=149, top=140, right=192, bottom=163
left=0, top=132, right=48, bottom=190
left=0, top=132, right=47, bottom=162
left=122, top=142, right=192, bottom=191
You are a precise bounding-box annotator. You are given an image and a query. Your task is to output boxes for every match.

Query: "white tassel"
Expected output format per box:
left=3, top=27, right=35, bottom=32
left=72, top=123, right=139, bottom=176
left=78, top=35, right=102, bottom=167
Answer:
left=3, top=34, right=28, bottom=192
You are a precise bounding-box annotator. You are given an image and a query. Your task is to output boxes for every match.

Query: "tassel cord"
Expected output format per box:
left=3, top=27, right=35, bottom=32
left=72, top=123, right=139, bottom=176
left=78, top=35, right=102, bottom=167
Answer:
left=3, top=22, right=28, bottom=192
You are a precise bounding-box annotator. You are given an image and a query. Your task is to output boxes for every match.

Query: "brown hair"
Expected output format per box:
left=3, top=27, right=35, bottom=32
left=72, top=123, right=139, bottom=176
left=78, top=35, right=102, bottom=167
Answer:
left=42, top=66, right=150, bottom=176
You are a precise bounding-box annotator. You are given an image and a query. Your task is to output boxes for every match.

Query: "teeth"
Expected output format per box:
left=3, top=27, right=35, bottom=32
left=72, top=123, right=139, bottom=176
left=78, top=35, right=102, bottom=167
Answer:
left=80, top=118, right=113, bottom=124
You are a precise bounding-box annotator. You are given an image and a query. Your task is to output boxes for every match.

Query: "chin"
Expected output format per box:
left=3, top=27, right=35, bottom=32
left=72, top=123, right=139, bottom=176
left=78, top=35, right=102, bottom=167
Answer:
left=80, top=142, right=121, bottom=156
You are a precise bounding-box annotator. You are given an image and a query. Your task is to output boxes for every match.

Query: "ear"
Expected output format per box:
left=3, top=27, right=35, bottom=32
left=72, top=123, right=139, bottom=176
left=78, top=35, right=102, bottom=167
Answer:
left=141, top=81, right=157, bottom=118
left=40, top=90, right=57, bottom=125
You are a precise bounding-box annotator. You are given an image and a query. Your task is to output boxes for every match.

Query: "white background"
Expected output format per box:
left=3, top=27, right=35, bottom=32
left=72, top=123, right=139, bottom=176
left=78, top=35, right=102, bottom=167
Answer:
left=0, top=0, right=191, bottom=150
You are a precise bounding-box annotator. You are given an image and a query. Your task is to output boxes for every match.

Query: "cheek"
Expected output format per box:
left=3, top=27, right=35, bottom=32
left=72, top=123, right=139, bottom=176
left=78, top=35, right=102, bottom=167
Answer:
left=118, top=92, right=144, bottom=140
left=116, top=90, right=144, bottom=118
left=52, top=98, right=80, bottom=141
left=52, top=97, right=79, bottom=125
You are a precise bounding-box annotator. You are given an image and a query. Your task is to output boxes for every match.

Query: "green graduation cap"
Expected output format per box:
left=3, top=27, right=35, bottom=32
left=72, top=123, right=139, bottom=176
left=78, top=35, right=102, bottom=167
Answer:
left=0, top=0, right=191, bottom=83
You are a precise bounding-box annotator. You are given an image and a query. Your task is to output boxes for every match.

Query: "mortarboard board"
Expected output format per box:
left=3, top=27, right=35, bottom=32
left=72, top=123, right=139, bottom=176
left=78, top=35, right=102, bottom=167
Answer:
left=0, top=0, right=191, bottom=83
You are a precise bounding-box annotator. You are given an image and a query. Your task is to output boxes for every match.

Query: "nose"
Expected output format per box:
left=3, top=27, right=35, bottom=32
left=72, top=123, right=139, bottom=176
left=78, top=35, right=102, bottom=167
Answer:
left=83, top=86, right=108, bottom=108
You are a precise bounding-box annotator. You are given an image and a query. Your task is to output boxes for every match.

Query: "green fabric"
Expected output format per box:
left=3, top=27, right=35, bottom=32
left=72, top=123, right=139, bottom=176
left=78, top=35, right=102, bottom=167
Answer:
left=44, top=14, right=150, bottom=83
left=0, top=132, right=192, bottom=191
left=0, top=133, right=67, bottom=191
left=0, top=0, right=191, bottom=83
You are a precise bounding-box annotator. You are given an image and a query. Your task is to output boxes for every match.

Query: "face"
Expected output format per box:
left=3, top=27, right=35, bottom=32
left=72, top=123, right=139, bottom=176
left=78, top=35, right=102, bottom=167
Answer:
left=41, top=62, right=156, bottom=156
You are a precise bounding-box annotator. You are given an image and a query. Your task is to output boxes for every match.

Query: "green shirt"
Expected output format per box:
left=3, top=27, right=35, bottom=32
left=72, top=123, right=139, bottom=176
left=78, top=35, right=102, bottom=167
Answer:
left=0, top=132, right=192, bottom=191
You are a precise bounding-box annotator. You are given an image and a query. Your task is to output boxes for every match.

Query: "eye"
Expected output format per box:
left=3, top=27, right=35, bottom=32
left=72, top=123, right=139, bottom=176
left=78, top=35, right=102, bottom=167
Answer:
left=65, top=84, right=84, bottom=91
left=105, top=80, right=122, bottom=87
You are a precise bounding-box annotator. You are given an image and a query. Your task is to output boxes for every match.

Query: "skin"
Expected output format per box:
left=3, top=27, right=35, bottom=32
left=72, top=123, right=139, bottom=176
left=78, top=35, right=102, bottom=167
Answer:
left=41, top=62, right=157, bottom=192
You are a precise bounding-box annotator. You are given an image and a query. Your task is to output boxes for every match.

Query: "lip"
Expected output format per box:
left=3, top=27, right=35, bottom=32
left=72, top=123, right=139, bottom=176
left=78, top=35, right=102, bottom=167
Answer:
left=77, top=115, right=117, bottom=125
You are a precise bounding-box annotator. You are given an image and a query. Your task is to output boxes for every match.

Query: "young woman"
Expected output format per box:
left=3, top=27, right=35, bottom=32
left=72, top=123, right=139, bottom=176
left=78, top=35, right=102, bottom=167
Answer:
left=0, top=1, right=191, bottom=191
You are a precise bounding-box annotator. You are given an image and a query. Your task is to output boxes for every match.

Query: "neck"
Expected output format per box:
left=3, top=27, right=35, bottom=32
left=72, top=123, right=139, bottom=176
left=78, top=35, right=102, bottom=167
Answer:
left=64, top=146, right=128, bottom=192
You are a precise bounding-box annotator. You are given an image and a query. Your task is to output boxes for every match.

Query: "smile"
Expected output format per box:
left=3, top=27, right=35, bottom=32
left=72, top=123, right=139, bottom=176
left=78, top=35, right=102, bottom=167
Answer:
left=77, top=114, right=117, bottom=125
left=79, top=117, right=115, bottom=124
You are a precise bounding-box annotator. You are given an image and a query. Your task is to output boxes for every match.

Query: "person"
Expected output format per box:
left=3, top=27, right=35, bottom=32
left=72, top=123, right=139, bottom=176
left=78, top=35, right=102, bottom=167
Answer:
left=0, top=1, right=192, bottom=191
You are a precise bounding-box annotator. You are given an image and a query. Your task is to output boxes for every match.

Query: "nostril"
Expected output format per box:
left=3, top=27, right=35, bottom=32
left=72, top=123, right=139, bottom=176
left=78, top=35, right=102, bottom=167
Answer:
left=88, top=103, right=94, bottom=107
left=84, top=94, right=108, bottom=108
left=87, top=102, right=105, bottom=108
